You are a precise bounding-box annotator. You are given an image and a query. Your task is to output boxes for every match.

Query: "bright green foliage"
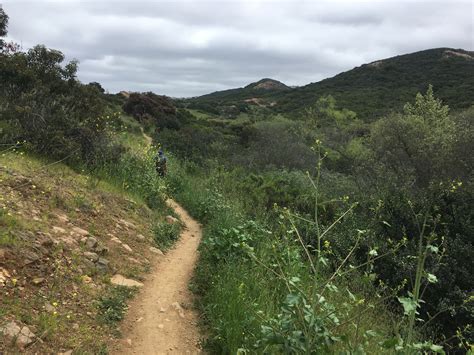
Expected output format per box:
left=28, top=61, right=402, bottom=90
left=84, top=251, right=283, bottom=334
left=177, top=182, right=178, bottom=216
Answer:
left=170, top=159, right=402, bottom=354
left=97, top=145, right=168, bottom=209
left=97, top=286, right=137, bottom=325
left=360, top=89, right=474, bottom=348
left=404, top=85, right=449, bottom=118
left=169, top=87, right=473, bottom=352
left=152, top=221, right=180, bottom=250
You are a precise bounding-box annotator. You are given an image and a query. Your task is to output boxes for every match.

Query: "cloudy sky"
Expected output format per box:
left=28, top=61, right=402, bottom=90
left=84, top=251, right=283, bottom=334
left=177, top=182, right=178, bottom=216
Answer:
left=2, top=0, right=473, bottom=97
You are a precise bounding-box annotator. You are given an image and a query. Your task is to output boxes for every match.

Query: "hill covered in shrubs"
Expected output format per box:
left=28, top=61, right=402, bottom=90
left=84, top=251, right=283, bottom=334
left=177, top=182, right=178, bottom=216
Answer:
left=185, top=48, right=474, bottom=121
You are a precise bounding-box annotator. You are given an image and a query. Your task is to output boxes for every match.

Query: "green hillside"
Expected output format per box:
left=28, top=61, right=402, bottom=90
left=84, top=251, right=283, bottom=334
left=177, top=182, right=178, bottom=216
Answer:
left=184, top=78, right=290, bottom=115
left=2, top=6, right=473, bottom=353
left=187, top=48, right=474, bottom=120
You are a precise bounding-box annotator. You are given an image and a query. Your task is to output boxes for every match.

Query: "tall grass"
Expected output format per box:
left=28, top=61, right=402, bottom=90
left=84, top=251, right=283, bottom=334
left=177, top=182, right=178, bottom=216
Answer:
left=95, top=145, right=168, bottom=209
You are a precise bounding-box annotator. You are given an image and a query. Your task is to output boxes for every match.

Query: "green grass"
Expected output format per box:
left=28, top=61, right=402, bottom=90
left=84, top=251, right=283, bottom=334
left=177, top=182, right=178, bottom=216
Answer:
left=152, top=221, right=181, bottom=250
left=37, top=312, right=61, bottom=341
left=186, top=108, right=215, bottom=120
left=97, top=286, right=138, bottom=326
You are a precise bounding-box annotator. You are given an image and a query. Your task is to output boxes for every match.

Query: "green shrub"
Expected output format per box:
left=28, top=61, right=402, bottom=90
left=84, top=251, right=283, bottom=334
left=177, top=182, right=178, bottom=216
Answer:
left=0, top=45, right=121, bottom=165
left=97, top=146, right=168, bottom=209
left=152, top=221, right=180, bottom=250
left=97, top=286, right=137, bottom=325
left=123, top=92, right=179, bottom=130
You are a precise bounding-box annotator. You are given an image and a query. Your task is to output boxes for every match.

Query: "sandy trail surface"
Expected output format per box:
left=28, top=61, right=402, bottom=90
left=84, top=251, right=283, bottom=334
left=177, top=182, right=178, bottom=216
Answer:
left=112, top=199, right=203, bottom=355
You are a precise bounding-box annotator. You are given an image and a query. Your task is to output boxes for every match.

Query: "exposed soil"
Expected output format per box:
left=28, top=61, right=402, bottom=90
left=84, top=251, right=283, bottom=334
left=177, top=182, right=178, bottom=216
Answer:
left=111, top=199, right=203, bottom=354
left=0, top=154, right=161, bottom=353
left=141, top=127, right=153, bottom=146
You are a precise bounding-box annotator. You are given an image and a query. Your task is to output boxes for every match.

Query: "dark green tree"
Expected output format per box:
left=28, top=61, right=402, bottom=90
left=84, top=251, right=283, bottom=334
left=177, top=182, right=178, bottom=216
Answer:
left=0, top=7, right=9, bottom=49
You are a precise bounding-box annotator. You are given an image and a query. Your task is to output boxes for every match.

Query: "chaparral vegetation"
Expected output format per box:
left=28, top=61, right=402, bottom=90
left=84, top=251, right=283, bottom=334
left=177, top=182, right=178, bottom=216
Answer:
left=1, top=6, right=473, bottom=354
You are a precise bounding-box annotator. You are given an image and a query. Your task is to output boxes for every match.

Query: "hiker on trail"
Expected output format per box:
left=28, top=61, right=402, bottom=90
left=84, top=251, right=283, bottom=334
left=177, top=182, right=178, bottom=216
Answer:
left=155, top=149, right=167, bottom=177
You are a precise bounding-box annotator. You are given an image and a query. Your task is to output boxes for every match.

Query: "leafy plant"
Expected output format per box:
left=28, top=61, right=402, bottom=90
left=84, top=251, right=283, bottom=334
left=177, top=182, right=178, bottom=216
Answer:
left=97, top=286, right=137, bottom=325
left=152, top=221, right=180, bottom=250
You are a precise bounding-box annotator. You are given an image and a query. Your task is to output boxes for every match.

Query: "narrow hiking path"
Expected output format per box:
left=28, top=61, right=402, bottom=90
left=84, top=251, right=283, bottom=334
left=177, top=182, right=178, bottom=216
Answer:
left=111, top=199, right=203, bottom=354
left=140, top=127, right=153, bottom=146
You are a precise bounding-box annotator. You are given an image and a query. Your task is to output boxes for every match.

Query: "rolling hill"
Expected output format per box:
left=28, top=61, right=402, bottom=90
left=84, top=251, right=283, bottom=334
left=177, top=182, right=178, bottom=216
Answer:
left=186, top=48, right=474, bottom=120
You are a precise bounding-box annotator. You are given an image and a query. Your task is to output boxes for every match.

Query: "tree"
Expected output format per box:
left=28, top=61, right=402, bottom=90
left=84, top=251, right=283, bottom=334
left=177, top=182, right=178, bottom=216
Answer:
left=370, top=86, right=456, bottom=188
left=0, top=7, right=8, bottom=37
left=0, top=42, right=110, bottom=162
left=304, top=95, right=365, bottom=171
left=365, top=88, right=473, bottom=348
left=88, top=81, right=105, bottom=93
left=0, top=7, right=9, bottom=49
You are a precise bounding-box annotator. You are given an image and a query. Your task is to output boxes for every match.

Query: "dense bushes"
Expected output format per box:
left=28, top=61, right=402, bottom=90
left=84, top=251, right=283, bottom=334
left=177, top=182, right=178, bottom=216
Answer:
left=169, top=160, right=433, bottom=353
left=0, top=43, right=121, bottom=166
left=0, top=13, right=169, bottom=212
left=168, top=87, right=473, bottom=352
left=123, top=92, right=180, bottom=130
left=187, top=48, right=474, bottom=121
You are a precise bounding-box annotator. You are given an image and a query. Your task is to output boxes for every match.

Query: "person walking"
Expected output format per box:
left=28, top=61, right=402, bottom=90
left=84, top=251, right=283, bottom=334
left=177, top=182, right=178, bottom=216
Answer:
left=155, top=149, right=167, bottom=177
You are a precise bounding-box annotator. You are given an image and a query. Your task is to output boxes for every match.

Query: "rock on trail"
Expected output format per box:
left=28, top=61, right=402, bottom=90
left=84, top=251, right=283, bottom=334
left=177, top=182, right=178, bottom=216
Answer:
left=111, top=199, right=203, bottom=354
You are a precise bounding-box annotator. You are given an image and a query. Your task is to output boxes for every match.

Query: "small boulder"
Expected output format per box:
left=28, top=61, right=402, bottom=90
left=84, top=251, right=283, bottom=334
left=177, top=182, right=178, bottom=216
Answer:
left=37, top=232, right=54, bottom=247
left=137, top=234, right=146, bottom=241
left=94, top=245, right=109, bottom=256
left=83, top=252, right=99, bottom=262
left=17, top=326, right=36, bottom=348
left=149, top=247, right=164, bottom=255
left=1, top=320, right=21, bottom=339
left=54, top=213, right=70, bottom=223
left=110, top=274, right=143, bottom=288
left=0, top=321, right=36, bottom=349
left=165, top=215, right=179, bottom=224
left=119, top=218, right=136, bottom=229
left=82, top=259, right=96, bottom=270
left=32, top=277, right=45, bottom=285
left=59, top=236, right=77, bottom=247
left=122, top=243, right=133, bottom=253
left=96, top=258, right=110, bottom=273
left=85, top=237, right=98, bottom=250
left=23, top=251, right=40, bottom=266
left=52, top=226, right=66, bottom=234
left=110, top=237, right=122, bottom=244
left=72, top=227, right=89, bottom=237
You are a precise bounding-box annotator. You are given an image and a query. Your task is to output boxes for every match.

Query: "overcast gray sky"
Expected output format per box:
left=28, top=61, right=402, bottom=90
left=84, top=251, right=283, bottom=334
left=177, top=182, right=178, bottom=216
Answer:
left=2, top=0, right=473, bottom=97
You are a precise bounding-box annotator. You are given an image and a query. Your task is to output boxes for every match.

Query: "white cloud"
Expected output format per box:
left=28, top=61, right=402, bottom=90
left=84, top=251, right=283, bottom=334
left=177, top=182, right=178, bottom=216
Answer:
left=2, top=0, right=473, bottom=97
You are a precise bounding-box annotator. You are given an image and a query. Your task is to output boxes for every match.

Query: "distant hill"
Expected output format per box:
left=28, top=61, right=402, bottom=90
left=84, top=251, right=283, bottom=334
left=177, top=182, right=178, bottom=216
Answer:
left=193, top=78, right=290, bottom=101
left=186, top=48, right=474, bottom=120
left=244, top=78, right=290, bottom=91
left=185, top=78, right=291, bottom=114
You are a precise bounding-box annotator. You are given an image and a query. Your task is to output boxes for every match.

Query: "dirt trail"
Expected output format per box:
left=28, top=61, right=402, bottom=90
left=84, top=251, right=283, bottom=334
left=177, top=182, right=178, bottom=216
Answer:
left=112, top=199, right=203, bottom=354
left=140, top=127, right=153, bottom=146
